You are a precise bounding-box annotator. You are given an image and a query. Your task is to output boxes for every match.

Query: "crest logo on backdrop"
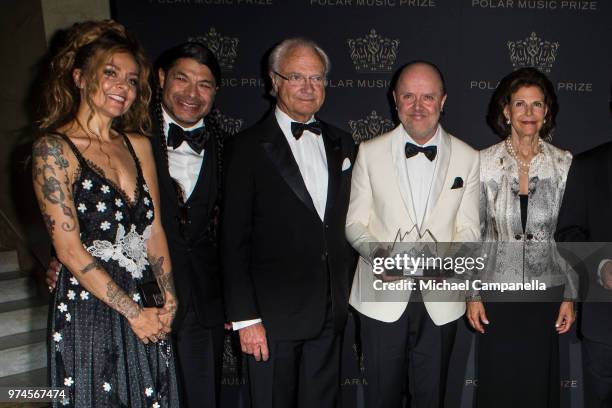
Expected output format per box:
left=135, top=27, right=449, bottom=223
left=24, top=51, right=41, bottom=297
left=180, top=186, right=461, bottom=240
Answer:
left=208, top=108, right=244, bottom=135
left=221, top=335, right=246, bottom=385
left=348, top=110, right=395, bottom=142
left=507, top=32, right=559, bottom=73
left=470, top=31, right=591, bottom=94
left=189, top=28, right=239, bottom=71
left=348, top=29, right=400, bottom=73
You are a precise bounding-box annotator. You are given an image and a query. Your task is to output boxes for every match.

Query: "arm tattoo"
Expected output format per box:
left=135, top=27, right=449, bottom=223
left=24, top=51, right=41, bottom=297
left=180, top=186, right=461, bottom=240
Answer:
left=150, top=255, right=177, bottom=316
left=80, top=260, right=102, bottom=274
left=106, top=280, right=141, bottom=320
left=43, top=214, right=56, bottom=235
left=32, top=137, right=76, bottom=233
left=150, top=255, right=165, bottom=277
left=165, top=298, right=177, bottom=317
left=150, top=255, right=177, bottom=298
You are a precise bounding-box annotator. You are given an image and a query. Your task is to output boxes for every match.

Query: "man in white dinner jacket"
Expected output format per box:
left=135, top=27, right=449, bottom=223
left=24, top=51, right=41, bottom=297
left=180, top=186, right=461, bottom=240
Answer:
left=346, top=61, right=480, bottom=408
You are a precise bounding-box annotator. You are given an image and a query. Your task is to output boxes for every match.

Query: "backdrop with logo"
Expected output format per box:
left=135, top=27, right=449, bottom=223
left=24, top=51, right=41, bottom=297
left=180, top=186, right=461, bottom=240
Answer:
left=113, top=1, right=611, bottom=407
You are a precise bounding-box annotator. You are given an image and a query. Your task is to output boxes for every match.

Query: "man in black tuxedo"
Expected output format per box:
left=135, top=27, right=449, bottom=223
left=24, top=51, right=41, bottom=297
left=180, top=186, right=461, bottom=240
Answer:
left=151, top=43, right=226, bottom=408
left=46, top=42, right=226, bottom=408
left=221, top=38, right=356, bottom=407
left=556, top=141, right=612, bottom=408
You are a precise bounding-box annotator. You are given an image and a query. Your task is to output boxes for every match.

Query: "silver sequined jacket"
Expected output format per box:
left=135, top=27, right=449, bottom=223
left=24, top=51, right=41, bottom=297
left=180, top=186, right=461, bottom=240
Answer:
left=478, top=140, right=578, bottom=299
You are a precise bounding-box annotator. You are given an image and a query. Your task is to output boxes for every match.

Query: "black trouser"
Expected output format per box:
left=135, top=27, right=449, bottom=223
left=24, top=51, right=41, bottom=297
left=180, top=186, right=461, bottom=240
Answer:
left=359, top=290, right=457, bottom=408
left=247, top=303, right=341, bottom=408
left=174, top=305, right=225, bottom=408
left=583, top=338, right=612, bottom=408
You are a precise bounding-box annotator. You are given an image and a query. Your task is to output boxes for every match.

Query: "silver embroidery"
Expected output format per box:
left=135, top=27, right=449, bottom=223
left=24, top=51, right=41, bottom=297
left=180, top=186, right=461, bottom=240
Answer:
left=479, top=140, right=578, bottom=298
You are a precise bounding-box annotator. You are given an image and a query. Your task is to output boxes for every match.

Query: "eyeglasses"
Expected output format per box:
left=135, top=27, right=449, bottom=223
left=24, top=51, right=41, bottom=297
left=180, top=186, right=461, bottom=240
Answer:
left=509, top=100, right=547, bottom=113
left=274, top=71, right=326, bottom=86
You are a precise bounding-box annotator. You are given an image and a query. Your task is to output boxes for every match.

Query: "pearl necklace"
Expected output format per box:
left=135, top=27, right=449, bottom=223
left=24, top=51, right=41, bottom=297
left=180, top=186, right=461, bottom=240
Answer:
left=504, top=137, right=543, bottom=175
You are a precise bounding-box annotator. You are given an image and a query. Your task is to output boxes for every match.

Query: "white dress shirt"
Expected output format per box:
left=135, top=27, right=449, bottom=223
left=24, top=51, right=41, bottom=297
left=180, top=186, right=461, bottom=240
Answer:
left=232, top=107, right=329, bottom=331
left=163, top=108, right=205, bottom=200
left=275, top=107, right=329, bottom=221
left=401, top=125, right=442, bottom=228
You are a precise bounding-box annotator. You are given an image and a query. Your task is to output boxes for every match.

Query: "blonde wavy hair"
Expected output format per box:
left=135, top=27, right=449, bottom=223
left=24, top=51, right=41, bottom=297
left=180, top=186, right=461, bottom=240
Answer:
left=38, top=20, right=151, bottom=135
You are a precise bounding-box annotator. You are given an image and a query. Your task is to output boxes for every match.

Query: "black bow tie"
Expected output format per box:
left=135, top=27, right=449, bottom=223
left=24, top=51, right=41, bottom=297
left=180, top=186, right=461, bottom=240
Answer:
left=291, top=121, right=322, bottom=139
left=405, top=142, right=437, bottom=161
left=167, top=123, right=209, bottom=154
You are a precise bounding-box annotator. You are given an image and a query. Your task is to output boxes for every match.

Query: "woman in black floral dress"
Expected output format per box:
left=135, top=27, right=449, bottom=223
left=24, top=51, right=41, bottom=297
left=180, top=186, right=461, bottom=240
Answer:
left=32, top=20, right=179, bottom=407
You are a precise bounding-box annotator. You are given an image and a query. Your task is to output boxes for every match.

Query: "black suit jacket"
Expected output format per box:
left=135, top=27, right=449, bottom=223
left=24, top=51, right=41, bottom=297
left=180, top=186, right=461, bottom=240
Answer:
left=221, top=113, right=357, bottom=341
left=151, top=114, right=225, bottom=329
left=556, top=141, right=612, bottom=343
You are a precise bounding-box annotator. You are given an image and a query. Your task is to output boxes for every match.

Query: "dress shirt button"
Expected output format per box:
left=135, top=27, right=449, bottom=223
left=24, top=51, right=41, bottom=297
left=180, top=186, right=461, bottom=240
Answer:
left=526, top=233, right=534, bottom=240
left=515, top=234, right=522, bottom=240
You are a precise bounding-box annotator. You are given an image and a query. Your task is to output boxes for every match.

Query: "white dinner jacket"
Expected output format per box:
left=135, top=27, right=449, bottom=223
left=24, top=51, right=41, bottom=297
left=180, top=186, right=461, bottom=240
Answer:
left=346, top=124, right=480, bottom=325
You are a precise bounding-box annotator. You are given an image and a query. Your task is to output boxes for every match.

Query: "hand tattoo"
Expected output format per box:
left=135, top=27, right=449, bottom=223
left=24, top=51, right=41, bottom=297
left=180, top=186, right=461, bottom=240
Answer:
left=106, top=280, right=140, bottom=320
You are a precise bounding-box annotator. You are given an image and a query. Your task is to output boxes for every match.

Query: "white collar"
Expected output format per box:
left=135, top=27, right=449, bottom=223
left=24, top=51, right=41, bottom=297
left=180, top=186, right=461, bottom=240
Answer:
left=274, top=106, right=316, bottom=137
left=162, top=106, right=204, bottom=140
left=402, top=124, right=441, bottom=147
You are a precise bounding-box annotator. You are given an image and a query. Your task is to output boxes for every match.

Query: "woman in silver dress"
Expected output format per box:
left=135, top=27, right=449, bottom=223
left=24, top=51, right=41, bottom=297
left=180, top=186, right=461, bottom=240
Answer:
left=467, top=67, right=576, bottom=408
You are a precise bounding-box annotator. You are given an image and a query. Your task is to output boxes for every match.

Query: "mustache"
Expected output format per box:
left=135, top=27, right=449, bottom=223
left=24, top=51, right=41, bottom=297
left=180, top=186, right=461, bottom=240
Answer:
left=175, top=96, right=204, bottom=105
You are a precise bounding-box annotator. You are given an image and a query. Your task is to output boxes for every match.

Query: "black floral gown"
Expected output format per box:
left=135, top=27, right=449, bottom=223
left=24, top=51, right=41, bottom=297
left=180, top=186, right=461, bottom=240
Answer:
left=49, top=133, right=179, bottom=407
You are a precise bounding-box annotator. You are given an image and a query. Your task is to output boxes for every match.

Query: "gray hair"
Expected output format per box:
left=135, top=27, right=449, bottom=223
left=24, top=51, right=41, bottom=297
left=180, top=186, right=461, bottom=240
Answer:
left=268, top=38, right=331, bottom=77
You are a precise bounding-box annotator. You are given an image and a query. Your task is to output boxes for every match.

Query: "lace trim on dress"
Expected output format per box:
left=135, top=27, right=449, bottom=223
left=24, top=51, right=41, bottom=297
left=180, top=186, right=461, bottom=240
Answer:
left=85, top=224, right=151, bottom=279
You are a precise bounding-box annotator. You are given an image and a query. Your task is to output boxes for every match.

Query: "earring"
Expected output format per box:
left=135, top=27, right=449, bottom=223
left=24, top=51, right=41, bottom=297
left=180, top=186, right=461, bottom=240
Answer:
left=506, top=118, right=510, bottom=125
left=543, top=119, right=547, bottom=124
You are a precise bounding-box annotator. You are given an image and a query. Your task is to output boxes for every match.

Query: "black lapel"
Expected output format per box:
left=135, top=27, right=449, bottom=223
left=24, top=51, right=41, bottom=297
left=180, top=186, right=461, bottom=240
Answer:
left=260, top=115, right=317, bottom=215
left=321, top=121, right=342, bottom=221
left=151, top=121, right=179, bottom=208
left=186, top=129, right=217, bottom=210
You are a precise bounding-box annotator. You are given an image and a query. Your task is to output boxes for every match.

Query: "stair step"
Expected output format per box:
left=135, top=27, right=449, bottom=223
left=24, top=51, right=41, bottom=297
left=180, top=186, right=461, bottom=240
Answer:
left=0, top=368, right=47, bottom=387
left=0, top=298, right=46, bottom=314
left=0, top=270, right=27, bottom=281
left=0, top=250, right=19, bottom=274
left=0, top=330, right=47, bottom=378
left=0, top=305, right=48, bottom=337
left=0, top=277, right=37, bottom=303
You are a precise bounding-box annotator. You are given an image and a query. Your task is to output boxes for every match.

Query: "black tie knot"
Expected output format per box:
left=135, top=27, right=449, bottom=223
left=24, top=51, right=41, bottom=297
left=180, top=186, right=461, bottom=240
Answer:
left=168, top=122, right=209, bottom=154
left=405, top=142, right=437, bottom=161
left=291, top=121, right=322, bottom=139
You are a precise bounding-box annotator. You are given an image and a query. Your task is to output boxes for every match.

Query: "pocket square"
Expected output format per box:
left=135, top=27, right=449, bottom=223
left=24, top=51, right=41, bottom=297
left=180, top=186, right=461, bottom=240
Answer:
left=451, top=177, right=463, bottom=189
left=341, top=157, right=352, bottom=171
